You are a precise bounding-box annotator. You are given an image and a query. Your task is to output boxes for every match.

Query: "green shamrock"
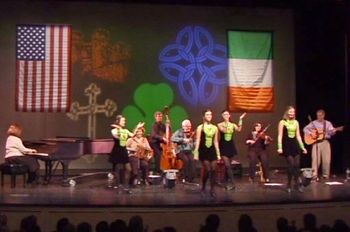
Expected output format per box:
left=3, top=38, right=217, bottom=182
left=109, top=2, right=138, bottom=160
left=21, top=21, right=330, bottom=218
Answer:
left=122, top=83, right=188, bottom=134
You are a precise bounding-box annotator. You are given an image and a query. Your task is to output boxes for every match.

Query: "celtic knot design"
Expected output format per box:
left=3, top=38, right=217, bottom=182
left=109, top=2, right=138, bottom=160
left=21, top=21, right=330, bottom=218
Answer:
left=159, top=26, right=227, bottom=106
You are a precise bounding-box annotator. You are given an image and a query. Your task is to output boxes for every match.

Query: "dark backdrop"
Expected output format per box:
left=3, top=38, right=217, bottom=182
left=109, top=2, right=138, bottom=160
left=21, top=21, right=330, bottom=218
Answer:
left=294, top=2, right=349, bottom=174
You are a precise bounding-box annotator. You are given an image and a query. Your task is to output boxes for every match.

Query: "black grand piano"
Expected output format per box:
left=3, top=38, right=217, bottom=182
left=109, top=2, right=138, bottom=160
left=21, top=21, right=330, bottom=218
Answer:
left=24, top=137, right=114, bottom=185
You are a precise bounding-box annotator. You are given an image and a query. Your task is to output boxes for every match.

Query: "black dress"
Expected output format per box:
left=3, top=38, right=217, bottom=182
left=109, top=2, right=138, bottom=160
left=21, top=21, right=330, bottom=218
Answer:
left=198, top=127, right=218, bottom=162
left=219, top=130, right=238, bottom=158
left=282, top=126, right=301, bottom=157
left=109, top=137, right=129, bottom=164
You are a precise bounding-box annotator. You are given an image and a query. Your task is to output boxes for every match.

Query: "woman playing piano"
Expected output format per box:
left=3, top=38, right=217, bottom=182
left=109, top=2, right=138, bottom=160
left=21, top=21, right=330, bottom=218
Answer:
left=5, top=123, right=40, bottom=185
left=109, top=115, right=144, bottom=193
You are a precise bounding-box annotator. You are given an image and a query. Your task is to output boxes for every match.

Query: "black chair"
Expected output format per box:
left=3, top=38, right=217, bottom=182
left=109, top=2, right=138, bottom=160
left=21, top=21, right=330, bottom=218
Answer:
left=0, top=163, right=28, bottom=188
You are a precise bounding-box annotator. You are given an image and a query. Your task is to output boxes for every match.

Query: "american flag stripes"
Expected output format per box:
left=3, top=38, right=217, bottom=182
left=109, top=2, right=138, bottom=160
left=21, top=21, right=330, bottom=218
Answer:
left=15, top=24, right=72, bottom=112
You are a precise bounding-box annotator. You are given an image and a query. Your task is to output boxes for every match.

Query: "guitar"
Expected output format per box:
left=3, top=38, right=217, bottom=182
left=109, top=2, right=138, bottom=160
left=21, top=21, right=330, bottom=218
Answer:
left=304, top=116, right=344, bottom=145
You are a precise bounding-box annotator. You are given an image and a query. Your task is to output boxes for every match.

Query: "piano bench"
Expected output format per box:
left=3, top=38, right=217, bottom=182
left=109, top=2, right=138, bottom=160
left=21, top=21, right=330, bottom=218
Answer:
left=0, top=163, right=28, bottom=188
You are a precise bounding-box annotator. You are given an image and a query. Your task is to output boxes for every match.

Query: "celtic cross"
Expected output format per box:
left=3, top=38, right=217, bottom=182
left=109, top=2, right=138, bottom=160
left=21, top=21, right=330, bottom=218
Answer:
left=67, top=83, right=117, bottom=138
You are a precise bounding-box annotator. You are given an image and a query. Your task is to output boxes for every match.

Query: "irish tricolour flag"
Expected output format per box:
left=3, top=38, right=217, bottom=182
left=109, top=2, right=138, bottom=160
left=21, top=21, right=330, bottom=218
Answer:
left=228, top=31, right=274, bottom=112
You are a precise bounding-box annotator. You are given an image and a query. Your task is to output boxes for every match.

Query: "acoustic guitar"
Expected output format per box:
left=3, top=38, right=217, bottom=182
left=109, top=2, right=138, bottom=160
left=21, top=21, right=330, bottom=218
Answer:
left=304, top=116, right=344, bottom=145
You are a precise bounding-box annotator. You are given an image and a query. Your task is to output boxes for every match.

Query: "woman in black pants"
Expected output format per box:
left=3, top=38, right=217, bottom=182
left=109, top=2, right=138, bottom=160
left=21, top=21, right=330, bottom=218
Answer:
left=245, top=122, right=272, bottom=183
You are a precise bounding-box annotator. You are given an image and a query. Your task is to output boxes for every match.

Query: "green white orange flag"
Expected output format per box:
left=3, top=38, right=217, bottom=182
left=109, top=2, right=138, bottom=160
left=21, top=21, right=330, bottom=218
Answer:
left=228, top=31, right=274, bottom=112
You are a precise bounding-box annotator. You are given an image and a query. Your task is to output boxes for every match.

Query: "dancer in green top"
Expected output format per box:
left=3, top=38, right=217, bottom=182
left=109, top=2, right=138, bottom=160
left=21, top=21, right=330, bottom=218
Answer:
left=194, top=109, right=221, bottom=197
left=217, top=110, right=246, bottom=190
left=277, top=106, right=307, bottom=193
left=110, top=115, right=144, bottom=193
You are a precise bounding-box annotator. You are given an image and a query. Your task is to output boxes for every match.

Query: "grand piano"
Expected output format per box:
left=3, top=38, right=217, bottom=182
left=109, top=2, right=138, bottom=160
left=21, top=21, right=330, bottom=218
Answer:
left=24, top=137, right=114, bottom=185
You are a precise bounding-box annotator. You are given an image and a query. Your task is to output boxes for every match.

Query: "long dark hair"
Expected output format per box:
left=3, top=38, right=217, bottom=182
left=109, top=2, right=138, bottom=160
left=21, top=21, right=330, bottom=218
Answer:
left=114, top=115, right=124, bottom=126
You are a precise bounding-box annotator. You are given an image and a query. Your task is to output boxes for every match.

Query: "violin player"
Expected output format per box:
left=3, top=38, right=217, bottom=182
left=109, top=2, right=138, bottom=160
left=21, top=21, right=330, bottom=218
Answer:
left=245, top=122, right=272, bottom=183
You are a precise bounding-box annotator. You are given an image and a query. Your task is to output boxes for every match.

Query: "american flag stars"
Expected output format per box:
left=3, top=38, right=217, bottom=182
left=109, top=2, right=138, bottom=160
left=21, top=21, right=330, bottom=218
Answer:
left=16, top=25, right=46, bottom=61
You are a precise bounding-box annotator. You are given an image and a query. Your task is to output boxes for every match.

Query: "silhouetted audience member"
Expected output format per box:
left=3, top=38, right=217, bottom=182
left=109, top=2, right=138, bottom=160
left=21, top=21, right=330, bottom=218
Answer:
left=76, top=222, right=92, bottom=232
left=332, top=219, right=350, bottom=232
left=7, top=212, right=350, bottom=232
left=277, top=217, right=289, bottom=232
left=162, top=227, right=176, bottom=232
left=319, top=225, right=331, bottom=232
left=55, top=217, right=70, bottom=232
left=61, top=223, right=76, bottom=232
left=199, top=214, right=220, bottom=232
left=0, top=214, right=10, bottom=232
left=96, top=221, right=109, bottom=232
left=238, top=214, right=257, bottom=232
left=110, top=219, right=127, bottom=232
left=20, top=215, right=41, bottom=232
left=128, top=215, right=147, bottom=232
left=298, top=213, right=318, bottom=232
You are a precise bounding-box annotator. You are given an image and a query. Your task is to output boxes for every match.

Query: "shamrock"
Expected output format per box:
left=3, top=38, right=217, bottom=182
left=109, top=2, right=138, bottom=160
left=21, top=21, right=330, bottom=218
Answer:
left=122, top=83, right=188, bottom=134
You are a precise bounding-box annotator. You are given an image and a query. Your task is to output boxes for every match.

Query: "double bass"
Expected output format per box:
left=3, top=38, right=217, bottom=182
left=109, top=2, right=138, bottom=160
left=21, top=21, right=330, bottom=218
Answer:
left=160, top=106, right=183, bottom=170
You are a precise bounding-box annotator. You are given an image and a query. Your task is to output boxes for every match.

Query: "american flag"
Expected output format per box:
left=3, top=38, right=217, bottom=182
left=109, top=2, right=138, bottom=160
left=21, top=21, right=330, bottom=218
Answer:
left=16, top=24, right=72, bottom=112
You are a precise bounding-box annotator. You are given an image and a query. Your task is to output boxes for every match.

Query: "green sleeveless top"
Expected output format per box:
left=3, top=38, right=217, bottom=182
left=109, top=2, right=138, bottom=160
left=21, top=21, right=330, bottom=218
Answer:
left=221, top=122, right=236, bottom=141
left=116, top=128, right=130, bottom=147
left=283, top=119, right=298, bottom=138
left=203, top=124, right=218, bottom=148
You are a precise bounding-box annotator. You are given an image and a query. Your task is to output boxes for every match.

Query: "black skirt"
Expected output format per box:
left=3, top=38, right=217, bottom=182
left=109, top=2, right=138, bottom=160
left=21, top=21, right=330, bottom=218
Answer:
left=219, top=131, right=238, bottom=158
left=282, top=136, right=301, bottom=157
left=198, top=130, right=218, bottom=162
left=109, top=138, right=129, bottom=164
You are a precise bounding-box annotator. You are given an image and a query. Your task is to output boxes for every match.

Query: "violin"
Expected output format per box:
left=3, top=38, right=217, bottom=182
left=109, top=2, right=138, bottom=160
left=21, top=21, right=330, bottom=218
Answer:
left=252, top=124, right=272, bottom=144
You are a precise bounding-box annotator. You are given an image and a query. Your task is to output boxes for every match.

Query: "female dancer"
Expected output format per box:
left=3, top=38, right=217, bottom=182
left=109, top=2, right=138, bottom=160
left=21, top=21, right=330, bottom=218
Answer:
left=194, top=109, right=220, bottom=197
left=245, top=122, right=272, bottom=183
left=217, top=110, right=246, bottom=190
left=277, top=106, right=307, bottom=192
left=109, top=115, right=144, bottom=193
left=126, top=126, right=153, bottom=186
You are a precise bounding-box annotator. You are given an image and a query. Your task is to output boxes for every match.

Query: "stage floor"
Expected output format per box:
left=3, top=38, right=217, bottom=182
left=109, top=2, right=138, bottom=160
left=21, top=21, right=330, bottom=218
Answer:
left=1, top=170, right=350, bottom=208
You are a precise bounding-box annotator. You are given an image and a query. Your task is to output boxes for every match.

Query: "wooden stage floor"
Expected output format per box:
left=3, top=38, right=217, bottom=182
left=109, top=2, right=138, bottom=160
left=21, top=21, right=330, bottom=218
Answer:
left=1, top=170, right=350, bottom=207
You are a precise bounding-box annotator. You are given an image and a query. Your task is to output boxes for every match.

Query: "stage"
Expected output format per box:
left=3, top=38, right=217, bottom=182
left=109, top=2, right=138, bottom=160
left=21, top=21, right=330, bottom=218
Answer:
left=1, top=170, right=350, bottom=231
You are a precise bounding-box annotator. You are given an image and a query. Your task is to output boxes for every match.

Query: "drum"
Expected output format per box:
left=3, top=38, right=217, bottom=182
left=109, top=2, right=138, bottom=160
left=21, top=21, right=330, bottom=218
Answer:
left=301, top=168, right=313, bottom=178
left=148, top=174, right=162, bottom=185
left=300, top=168, right=313, bottom=187
left=163, top=169, right=179, bottom=189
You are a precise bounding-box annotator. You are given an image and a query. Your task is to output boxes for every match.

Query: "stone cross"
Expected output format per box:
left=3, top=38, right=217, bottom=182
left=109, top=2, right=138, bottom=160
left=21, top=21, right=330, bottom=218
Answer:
left=67, top=83, right=117, bottom=139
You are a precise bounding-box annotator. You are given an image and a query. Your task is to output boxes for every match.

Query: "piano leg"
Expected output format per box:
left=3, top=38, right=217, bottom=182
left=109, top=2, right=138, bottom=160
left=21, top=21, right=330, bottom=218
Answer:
left=42, top=160, right=71, bottom=186
left=42, top=161, right=53, bottom=185
left=61, top=160, right=71, bottom=187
